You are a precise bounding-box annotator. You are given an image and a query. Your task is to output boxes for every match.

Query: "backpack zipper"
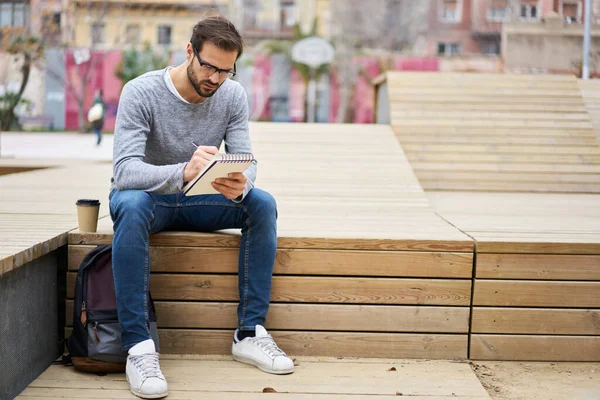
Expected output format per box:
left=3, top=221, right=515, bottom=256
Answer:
left=93, top=322, right=100, bottom=343
left=80, top=301, right=87, bottom=327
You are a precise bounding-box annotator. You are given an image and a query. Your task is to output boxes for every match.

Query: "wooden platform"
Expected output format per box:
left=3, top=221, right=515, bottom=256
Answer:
left=428, top=192, right=600, bottom=361
left=16, top=356, right=491, bottom=399
left=0, top=163, right=113, bottom=276
left=380, top=72, right=600, bottom=193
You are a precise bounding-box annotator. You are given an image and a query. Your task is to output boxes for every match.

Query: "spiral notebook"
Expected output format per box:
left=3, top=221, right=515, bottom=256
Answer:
left=183, top=153, right=255, bottom=196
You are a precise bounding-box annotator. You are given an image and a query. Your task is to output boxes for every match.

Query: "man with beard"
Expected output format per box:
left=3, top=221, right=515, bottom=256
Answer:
left=110, top=16, right=293, bottom=399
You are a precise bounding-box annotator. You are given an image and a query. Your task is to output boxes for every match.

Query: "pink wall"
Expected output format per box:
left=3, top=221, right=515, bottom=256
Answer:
left=65, top=50, right=123, bottom=131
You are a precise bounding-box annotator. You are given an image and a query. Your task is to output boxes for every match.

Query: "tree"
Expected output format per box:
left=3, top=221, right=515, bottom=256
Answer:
left=0, top=27, right=44, bottom=131
left=329, top=0, right=429, bottom=122
left=115, top=42, right=171, bottom=87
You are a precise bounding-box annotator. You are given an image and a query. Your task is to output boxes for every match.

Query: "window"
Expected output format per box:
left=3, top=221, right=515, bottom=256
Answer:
left=0, top=2, right=29, bottom=27
left=125, top=24, right=141, bottom=45
left=487, top=0, right=510, bottom=22
left=482, top=41, right=500, bottom=55
left=562, top=1, right=581, bottom=23
left=243, top=0, right=260, bottom=30
left=91, top=23, right=105, bottom=46
left=520, top=0, right=539, bottom=20
left=437, top=42, right=461, bottom=56
left=280, top=0, right=296, bottom=28
left=439, top=0, right=462, bottom=23
left=158, top=25, right=171, bottom=45
left=41, top=11, right=61, bottom=43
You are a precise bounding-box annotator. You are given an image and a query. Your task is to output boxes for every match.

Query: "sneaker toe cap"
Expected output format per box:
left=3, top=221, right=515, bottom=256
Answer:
left=141, top=377, right=168, bottom=395
left=273, top=356, right=294, bottom=372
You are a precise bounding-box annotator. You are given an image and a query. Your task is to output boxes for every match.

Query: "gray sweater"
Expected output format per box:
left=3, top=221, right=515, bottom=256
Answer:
left=111, top=68, right=256, bottom=201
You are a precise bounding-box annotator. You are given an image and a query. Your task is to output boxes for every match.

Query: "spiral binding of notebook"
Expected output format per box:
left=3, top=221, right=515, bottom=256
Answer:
left=220, top=153, right=254, bottom=163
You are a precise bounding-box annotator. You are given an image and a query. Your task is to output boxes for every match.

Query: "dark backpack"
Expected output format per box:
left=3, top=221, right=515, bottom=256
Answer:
left=65, top=244, right=159, bottom=373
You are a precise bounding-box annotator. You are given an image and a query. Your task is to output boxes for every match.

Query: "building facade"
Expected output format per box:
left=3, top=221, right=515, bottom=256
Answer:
left=426, top=0, right=596, bottom=57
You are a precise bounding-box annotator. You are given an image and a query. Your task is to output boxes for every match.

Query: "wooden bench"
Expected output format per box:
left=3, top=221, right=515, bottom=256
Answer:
left=428, top=192, right=600, bottom=361
left=64, top=122, right=475, bottom=359
left=18, top=115, right=55, bottom=131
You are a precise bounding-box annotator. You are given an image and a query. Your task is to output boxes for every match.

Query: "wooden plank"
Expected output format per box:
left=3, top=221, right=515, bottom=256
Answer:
left=473, top=280, right=600, bottom=307
left=158, top=329, right=468, bottom=359
left=21, top=358, right=488, bottom=398
left=402, top=144, right=600, bottom=155
left=405, top=152, right=600, bottom=164
left=476, top=254, right=600, bottom=280
left=389, top=103, right=588, bottom=112
left=397, top=135, right=599, bottom=146
left=475, top=241, right=600, bottom=255
left=394, top=126, right=595, bottom=135
left=392, top=110, right=591, bottom=121
left=68, top=231, right=474, bottom=252
left=470, top=334, right=600, bottom=361
left=17, top=390, right=487, bottom=400
left=66, top=274, right=472, bottom=305
left=393, top=119, right=593, bottom=128
left=420, top=181, right=600, bottom=193
left=471, top=307, right=600, bottom=335
left=412, top=163, right=600, bottom=173
left=65, top=301, right=470, bottom=333
left=68, top=245, right=474, bottom=278
left=415, top=171, right=600, bottom=184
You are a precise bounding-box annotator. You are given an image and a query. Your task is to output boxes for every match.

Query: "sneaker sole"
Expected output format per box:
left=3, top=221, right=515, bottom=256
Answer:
left=232, top=354, right=294, bottom=375
left=127, top=375, right=168, bottom=399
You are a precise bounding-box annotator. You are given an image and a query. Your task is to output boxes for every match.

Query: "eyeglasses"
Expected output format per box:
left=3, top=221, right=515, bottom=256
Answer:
left=191, top=43, right=236, bottom=80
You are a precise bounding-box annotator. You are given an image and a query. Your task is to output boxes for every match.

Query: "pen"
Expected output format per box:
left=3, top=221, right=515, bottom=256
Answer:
left=191, top=141, right=199, bottom=148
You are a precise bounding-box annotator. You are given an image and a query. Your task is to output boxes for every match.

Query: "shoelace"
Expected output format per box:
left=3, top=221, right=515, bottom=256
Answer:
left=130, top=352, right=164, bottom=380
left=250, top=335, right=287, bottom=357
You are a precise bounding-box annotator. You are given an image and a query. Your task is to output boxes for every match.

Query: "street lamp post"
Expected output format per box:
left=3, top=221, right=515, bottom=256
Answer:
left=582, top=0, right=592, bottom=80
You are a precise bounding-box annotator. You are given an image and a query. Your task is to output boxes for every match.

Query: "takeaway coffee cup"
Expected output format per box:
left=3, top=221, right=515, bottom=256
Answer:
left=76, top=199, right=100, bottom=232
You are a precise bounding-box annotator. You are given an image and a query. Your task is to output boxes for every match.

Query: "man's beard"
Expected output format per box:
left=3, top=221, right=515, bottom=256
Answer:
left=187, top=62, right=221, bottom=98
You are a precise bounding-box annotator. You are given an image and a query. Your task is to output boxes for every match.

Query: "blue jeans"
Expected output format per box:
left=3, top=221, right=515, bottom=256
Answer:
left=92, top=127, right=102, bottom=145
left=109, top=188, right=277, bottom=350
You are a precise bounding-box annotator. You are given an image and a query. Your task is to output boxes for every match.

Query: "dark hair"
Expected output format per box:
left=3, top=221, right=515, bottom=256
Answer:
left=190, top=16, right=244, bottom=60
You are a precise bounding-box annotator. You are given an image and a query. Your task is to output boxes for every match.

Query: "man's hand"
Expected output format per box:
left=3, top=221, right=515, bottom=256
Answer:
left=184, top=145, right=219, bottom=183
left=212, top=172, right=247, bottom=200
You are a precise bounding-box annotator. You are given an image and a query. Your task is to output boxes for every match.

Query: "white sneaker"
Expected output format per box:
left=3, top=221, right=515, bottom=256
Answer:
left=232, top=325, right=294, bottom=374
left=126, top=339, right=168, bottom=399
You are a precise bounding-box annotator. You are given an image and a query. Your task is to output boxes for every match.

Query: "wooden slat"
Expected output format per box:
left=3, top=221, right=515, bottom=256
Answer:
left=415, top=171, right=600, bottom=184
left=392, top=111, right=591, bottom=121
left=475, top=241, right=600, bottom=255
left=470, top=334, right=600, bottom=361
left=68, top=245, right=474, bottom=278
left=68, top=231, right=474, bottom=252
left=158, top=329, right=468, bottom=359
left=394, top=126, right=596, bottom=136
left=65, top=301, right=470, bottom=333
left=21, top=358, right=488, bottom=398
left=412, top=163, right=600, bottom=173
left=419, top=181, right=600, bottom=193
left=66, top=273, right=472, bottom=305
left=473, top=280, right=600, bottom=307
left=476, top=254, right=600, bottom=280
left=398, top=135, right=599, bottom=146
left=471, top=308, right=600, bottom=335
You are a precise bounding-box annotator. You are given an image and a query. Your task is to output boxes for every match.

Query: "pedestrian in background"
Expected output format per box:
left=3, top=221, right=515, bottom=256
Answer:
left=87, top=89, right=105, bottom=145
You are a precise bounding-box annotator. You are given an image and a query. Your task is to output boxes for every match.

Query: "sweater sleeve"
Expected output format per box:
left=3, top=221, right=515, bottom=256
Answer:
left=112, top=82, right=187, bottom=194
left=224, top=87, right=256, bottom=203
